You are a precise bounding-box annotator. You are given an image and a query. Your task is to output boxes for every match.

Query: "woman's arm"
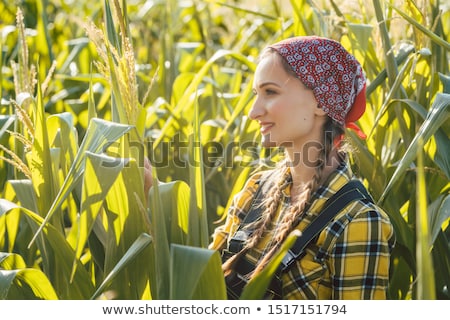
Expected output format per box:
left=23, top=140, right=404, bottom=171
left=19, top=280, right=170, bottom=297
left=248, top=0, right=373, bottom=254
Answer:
left=144, top=157, right=153, bottom=196
left=329, top=208, right=395, bottom=299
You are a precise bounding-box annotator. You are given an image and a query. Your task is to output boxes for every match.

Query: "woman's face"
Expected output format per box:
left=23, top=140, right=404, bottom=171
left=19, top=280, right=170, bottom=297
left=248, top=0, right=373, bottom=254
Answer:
left=249, top=53, right=326, bottom=150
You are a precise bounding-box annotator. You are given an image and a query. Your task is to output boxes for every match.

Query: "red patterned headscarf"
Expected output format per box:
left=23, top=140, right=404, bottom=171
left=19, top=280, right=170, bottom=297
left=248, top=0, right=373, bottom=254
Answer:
left=269, top=36, right=367, bottom=138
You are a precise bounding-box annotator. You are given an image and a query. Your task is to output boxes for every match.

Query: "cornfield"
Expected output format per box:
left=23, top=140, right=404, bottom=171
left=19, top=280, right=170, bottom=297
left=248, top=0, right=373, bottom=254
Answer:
left=0, top=0, right=449, bottom=300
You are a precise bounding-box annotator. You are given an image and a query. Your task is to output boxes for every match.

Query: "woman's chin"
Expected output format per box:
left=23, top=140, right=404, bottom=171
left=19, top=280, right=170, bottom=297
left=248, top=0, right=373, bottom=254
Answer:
left=261, top=135, right=277, bottom=148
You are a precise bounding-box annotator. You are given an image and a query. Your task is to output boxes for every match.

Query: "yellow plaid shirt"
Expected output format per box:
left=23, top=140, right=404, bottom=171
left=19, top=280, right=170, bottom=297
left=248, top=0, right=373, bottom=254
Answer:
left=210, top=160, right=395, bottom=299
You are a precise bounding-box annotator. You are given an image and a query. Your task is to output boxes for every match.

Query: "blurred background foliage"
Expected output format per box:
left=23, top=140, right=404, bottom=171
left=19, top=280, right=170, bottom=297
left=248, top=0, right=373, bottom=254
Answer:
left=0, top=0, right=449, bottom=300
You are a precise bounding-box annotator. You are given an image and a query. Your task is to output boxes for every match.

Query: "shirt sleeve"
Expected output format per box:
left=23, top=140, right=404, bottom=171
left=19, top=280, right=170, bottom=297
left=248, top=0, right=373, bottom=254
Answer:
left=329, top=207, right=395, bottom=299
left=208, top=171, right=264, bottom=251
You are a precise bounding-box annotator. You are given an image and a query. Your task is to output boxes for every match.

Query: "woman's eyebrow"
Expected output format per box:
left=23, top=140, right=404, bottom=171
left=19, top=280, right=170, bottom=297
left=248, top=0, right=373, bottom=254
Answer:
left=256, top=81, right=281, bottom=88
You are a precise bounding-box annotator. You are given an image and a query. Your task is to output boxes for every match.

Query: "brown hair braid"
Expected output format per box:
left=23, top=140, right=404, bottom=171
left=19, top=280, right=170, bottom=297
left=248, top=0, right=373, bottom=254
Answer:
left=222, top=167, right=287, bottom=276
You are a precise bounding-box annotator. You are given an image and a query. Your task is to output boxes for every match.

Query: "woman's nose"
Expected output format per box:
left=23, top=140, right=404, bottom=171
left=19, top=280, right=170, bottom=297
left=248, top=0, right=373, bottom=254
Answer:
left=248, top=97, right=266, bottom=120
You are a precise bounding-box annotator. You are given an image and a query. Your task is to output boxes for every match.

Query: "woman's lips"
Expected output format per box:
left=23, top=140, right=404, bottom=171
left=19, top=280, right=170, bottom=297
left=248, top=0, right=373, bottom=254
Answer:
left=259, top=122, right=274, bottom=135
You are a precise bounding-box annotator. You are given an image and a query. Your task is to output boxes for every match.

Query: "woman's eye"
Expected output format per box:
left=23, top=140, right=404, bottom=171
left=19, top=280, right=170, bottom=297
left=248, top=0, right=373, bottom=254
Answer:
left=252, top=88, right=277, bottom=96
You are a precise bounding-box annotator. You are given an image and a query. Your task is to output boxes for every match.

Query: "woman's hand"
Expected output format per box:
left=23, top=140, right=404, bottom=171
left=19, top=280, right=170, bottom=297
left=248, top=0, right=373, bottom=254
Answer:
left=144, top=157, right=153, bottom=195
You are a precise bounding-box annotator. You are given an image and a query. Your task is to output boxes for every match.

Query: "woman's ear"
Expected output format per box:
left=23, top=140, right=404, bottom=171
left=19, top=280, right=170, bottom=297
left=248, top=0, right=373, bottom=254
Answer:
left=314, top=106, right=327, bottom=117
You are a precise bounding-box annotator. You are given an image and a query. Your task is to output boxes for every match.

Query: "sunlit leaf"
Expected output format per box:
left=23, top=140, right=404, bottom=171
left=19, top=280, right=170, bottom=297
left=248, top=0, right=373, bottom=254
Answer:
left=29, top=79, right=55, bottom=217
left=0, top=253, right=57, bottom=300
left=47, top=112, right=79, bottom=174
left=102, top=158, right=151, bottom=299
left=28, top=118, right=134, bottom=247
left=415, top=139, right=435, bottom=299
left=428, top=194, right=450, bottom=244
left=91, top=233, right=152, bottom=300
left=153, top=50, right=255, bottom=149
left=2, top=180, right=35, bottom=252
left=0, top=268, right=58, bottom=300
left=0, top=252, right=27, bottom=269
left=380, top=93, right=450, bottom=203
left=389, top=3, right=450, bottom=50
left=240, top=230, right=300, bottom=299
left=67, top=152, right=128, bottom=274
left=188, top=99, right=209, bottom=248
left=147, top=178, right=168, bottom=299
left=0, top=199, right=94, bottom=299
left=170, top=244, right=226, bottom=299
left=157, top=180, right=191, bottom=245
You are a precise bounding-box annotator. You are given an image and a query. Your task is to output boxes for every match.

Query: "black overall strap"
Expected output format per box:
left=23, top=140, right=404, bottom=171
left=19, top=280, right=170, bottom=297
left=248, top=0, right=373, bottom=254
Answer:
left=279, top=179, right=373, bottom=271
left=238, top=170, right=275, bottom=223
left=227, top=170, right=275, bottom=254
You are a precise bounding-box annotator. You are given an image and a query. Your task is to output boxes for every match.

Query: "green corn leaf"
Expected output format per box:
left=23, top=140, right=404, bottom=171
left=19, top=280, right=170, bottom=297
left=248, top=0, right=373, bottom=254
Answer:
left=105, top=44, right=128, bottom=125
left=240, top=230, right=300, bottom=300
left=388, top=3, right=450, bottom=51
left=47, top=112, right=79, bottom=173
left=0, top=115, right=15, bottom=143
left=0, top=253, right=57, bottom=299
left=415, top=139, right=436, bottom=299
left=440, top=73, right=450, bottom=94
left=380, top=93, right=450, bottom=203
left=153, top=49, right=255, bottom=149
left=0, top=199, right=95, bottom=299
left=170, top=244, right=226, bottom=299
left=91, top=233, right=152, bottom=300
left=210, top=1, right=278, bottom=20
left=157, top=180, right=191, bottom=245
left=36, top=0, right=54, bottom=62
left=148, top=164, right=171, bottom=299
left=28, top=78, right=55, bottom=217
left=373, top=97, right=450, bottom=180
left=348, top=132, right=415, bottom=254
left=28, top=118, right=133, bottom=248
left=372, top=0, right=399, bottom=86
left=102, top=159, right=152, bottom=299
left=428, top=194, right=450, bottom=244
left=188, top=98, right=209, bottom=248
left=103, top=0, right=121, bottom=55
left=67, top=152, right=128, bottom=281
left=0, top=268, right=58, bottom=300
left=0, top=252, right=27, bottom=269
left=146, top=179, right=192, bottom=299
left=368, top=51, right=418, bottom=138
left=88, top=65, right=99, bottom=121
left=8, top=179, right=38, bottom=213
left=3, top=180, right=36, bottom=252
left=214, top=74, right=255, bottom=144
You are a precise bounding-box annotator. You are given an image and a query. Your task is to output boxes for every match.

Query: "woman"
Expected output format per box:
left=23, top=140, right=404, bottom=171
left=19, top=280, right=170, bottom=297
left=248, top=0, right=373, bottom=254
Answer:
left=209, top=36, right=395, bottom=299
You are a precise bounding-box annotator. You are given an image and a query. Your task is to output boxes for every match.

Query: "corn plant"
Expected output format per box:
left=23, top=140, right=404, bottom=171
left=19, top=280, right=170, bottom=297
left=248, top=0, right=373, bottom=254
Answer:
left=0, top=0, right=449, bottom=300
